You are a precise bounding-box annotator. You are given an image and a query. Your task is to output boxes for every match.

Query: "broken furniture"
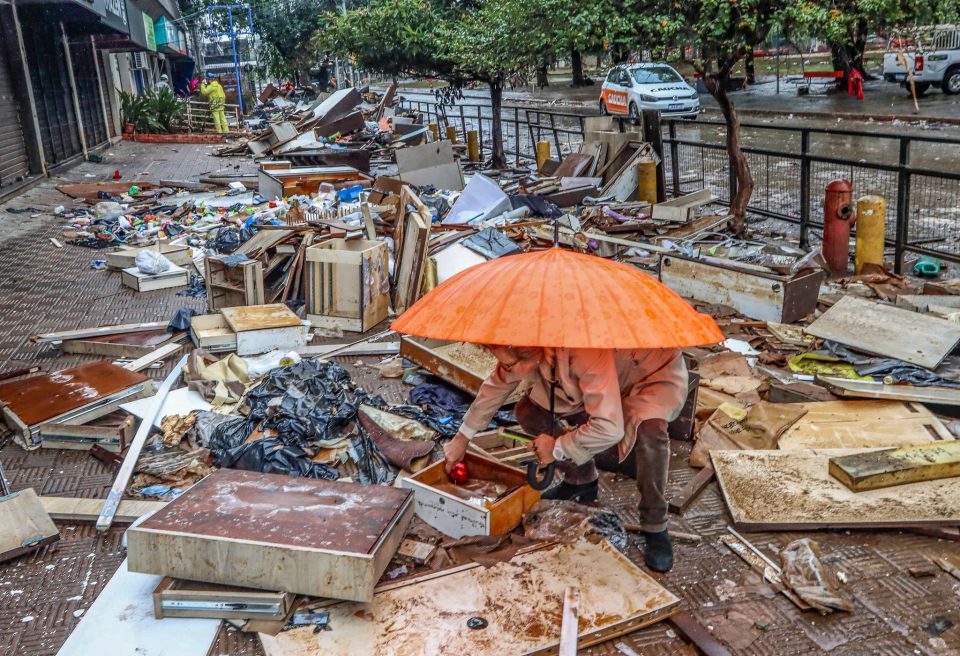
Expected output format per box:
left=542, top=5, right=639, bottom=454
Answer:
left=204, top=255, right=266, bottom=311
left=400, top=452, right=540, bottom=539
left=60, top=329, right=186, bottom=359
left=37, top=415, right=134, bottom=453
left=259, top=540, right=680, bottom=656
left=257, top=163, right=372, bottom=199
left=829, top=441, right=960, bottom=491
left=659, top=254, right=824, bottom=323
left=395, top=140, right=464, bottom=191
left=152, top=578, right=295, bottom=621
left=0, top=487, right=59, bottom=563
left=105, top=243, right=192, bottom=270
left=121, top=264, right=189, bottom=292
left=0, top=363, right=153, bottom=448
left=305, top=238, right=389, bottom=332
left=651, top=189, right=716, bottom=222
left=127, top=469, right=414, bottom=601
left=189, top=304, right=310, bottom=356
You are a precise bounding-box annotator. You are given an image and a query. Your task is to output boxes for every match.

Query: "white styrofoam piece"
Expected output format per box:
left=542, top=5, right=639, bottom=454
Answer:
left=442, top=174, right=511, bottom=225
left=121, top=387, right=212, bottom=427
left=433, top=243, right=487, bottom=283
left=56, top=560, right=218, bottom=656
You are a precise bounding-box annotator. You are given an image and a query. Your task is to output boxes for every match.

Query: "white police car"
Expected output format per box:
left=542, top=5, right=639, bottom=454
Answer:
left=599, top=63, right=700, bottom=121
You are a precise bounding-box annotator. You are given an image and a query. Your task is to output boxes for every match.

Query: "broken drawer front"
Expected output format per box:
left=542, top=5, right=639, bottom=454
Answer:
left=659, top=255, right=823, bottom=323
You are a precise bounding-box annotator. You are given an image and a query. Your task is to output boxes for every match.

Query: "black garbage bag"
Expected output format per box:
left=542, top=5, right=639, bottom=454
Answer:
left=176, top=275, right=207, bottom=298
left=220, top=437, right=339, bottom=480
left=348, top=431, right=395, bottom=485
left=167, top=308, right=197, bottom=332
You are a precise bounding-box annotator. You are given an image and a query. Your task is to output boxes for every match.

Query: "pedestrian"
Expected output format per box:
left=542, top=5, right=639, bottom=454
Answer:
left=199, top=72, right=227, bottom=134
left=443, top=345, right=688, bottom=572
left=155, top=74, right=171, bottom=92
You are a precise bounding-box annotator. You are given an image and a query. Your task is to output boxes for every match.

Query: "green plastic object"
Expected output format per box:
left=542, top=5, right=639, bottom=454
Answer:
left=128, top=185, right=140, bottom=195
left=913, top=255, right=941, bottom=278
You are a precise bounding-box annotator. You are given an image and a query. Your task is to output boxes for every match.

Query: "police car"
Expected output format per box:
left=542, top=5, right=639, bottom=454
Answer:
left=599, top=63, right=700, bottom=121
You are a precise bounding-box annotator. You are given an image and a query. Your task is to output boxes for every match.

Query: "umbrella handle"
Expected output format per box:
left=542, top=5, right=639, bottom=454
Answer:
left=527, top=461, right=555, bottom=490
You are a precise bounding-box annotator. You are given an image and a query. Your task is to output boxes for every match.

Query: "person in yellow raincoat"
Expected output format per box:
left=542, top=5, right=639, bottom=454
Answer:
left=199, top=72, right=227, bottom=134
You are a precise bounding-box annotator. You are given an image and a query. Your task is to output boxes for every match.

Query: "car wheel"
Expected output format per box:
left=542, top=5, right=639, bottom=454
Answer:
left=599, top=100, right=608, bottom=116
left=628, top=102, right=640, bottom=125
left=912, top=82, right=931, bottom=96
left=943, top=67, right=960, bottom=95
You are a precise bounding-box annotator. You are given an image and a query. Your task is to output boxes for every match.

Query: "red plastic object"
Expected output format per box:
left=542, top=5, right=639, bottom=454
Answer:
left=112, top=169, right=122, bottom=180
left=915, top=55, right=924, bottom=72
left=449, top=462, right=469, bottom=485
left=392, top=248, right=723, bottom=349
left=823, top=179, right=856, bottom=276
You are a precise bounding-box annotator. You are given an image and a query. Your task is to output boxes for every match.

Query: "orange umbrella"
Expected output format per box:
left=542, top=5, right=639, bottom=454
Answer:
left=392, top=248, right=723, bottom=349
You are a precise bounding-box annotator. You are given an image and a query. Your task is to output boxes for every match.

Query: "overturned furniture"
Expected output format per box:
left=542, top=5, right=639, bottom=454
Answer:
left=305, top=238, right=390, bottom=332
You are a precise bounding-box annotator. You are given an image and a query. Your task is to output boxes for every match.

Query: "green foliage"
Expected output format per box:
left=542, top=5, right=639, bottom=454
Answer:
left=118, top=89, right=186, bottom=133
left=247, top=0, right=339, bottom=79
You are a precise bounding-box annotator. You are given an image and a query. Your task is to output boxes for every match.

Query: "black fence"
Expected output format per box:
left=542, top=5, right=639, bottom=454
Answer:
left=399, top=98, right=960, bottom=271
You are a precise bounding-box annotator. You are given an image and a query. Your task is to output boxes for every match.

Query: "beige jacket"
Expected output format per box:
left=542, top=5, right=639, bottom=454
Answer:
left=460, top=348, right=688, bottom=465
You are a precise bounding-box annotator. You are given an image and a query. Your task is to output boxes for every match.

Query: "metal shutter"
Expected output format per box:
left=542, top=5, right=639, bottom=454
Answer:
left=70, top=39, right=107, bottom=148
left=0, top=27, right=30, bottom=190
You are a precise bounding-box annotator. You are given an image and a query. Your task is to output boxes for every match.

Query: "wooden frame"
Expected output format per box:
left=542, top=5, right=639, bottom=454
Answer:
left=401, top=452, right=540, bottom=538
left=392, top=186, right=431, bottom=313
left=204, top=256, right=265, bottom=311
left=305, top=238, right=389, bottom=332
left=127, top=470, right=415, bottom=601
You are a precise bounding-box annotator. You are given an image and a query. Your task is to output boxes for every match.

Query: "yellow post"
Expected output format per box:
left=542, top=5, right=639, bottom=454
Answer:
left=428, top=123, right=439, bottom=142
left=637, top=158, right=658, bottom=204
left=854, top=195, right=886, bottom=274
left=536, top=140, right=551, bottom=172
left=445, top=126, right=458, bottom=144
left=467, top=130, right=480, bottom=162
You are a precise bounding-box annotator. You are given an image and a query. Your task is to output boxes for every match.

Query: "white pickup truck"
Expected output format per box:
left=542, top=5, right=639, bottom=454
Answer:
left=882, top=26, right=960, bottom=95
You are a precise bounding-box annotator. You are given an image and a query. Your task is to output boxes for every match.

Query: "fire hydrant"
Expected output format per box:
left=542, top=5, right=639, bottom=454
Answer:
left=822, top=179, right=856, bottom=275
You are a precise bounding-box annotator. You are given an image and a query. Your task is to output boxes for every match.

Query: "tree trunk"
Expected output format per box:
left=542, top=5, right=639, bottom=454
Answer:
left=703, top=71, right=752, bottom=236
left=571, top=49, right=588, bottom=86
left=745, top=53, right=756, bottom=84
left=489, top=80, right=506, bottom=169
left=851, top=19, right=876, bottom=81
left=610, top=44, right=630, bottom=64
left=536, top=64, right=549, bottom=88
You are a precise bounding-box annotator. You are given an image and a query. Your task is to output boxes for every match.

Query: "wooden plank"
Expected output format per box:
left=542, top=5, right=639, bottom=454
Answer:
left=668, top=611, right=734, bottom=656
left=778, top=400, right=954, bottom=450
left=711, top=449, right=960, bottom=530
left=97, top=356, right=186, bottom=532
left=31, top=321, right=169, bottom=344
left=40, top=496, right=166, bottom=523
left=818, top=377, right=960, bottom=407
left=805, top=295, right=960, bottom=369
left=259, top=540, right=681, bottom=656
left=295, top=342, right=400, bottom=357
left=221, top=303, right=302, bottom=332
left=668, top=465, right=714, bottom=514
left=122, top=341, right=186, bottom=373
left=828, top=441, right=960, bottom=491
left=127, top=469, right=414, bottom=602
left=61, top=330, right=180, bottom=358
left=559, top=587, right=580, bottom=656
left=56, top=560, right=219, bottom=656
left=0, top=488, right=59, bottom=563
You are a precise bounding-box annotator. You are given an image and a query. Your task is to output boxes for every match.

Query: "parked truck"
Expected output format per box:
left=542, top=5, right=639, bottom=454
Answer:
left=882, top=26, right=960, bottom=95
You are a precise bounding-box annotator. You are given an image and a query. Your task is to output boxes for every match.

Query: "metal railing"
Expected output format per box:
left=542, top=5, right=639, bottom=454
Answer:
left=398, top=97, right=960, bottom=270
left=183, top=100, right=243, bottom=132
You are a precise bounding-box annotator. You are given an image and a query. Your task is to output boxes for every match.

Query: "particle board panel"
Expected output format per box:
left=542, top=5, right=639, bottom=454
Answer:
left=777, top=400, right=954, bottom=450
left=127, top=469, right=414, bottom=601
left=828, top=441, right=960, bottom=491
left=56, top=559, right=219, bottom=656
left=220, top=303, right=302, bottom=332
left=0, top=488, right=59, bottom=563
left=259, top=540, right=680, bottom=656
left=818, top=376, right=960, bottom=407
left=39, top=496, right=166, bottom=523
left=711, top=449, right=960, bottom=531
left=0, top=362, right=150, bottom=427
left=61, top=329, right=180, bottom=358
left=804, top=295, right=960, bottom=369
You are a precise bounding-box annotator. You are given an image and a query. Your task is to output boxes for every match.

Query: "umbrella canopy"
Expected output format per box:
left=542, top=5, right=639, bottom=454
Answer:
left=392, top=248, right=723, bottom=349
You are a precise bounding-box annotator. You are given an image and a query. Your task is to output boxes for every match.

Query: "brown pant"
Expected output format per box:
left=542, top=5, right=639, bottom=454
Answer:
left=514, top=395, right=670, bottom=532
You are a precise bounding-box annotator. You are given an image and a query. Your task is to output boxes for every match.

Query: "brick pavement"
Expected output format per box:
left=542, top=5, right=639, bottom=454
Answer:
left=1, top=141, right=959, bottom=656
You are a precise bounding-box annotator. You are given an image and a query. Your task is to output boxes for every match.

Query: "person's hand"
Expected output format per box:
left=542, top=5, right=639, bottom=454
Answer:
left=528, top=434, right=556, bottom=465
left=444, top=433, right=470, bottom=473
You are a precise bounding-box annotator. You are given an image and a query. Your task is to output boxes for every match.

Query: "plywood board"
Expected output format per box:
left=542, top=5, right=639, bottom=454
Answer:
left=777, top=400, right=954, bottom=450
left=220, top=303, right=302, bottom=332
left=805, top=295, right=960, bottom=369
left=818, top=377, right=960, bottom=407
left=828, top=441, right=960, bottom=491
left=61, top=329, right=178, bottom=358
left=0, top=363, right=149, bottom=427
left=127, top=469, right=414, bottom=601
left=40, top=496, right=166, bottom=523
left=395, top=140, right=464, bottom=191
left=711, top=449, right=960, bottom=530
left=259, top=540, right=680, bottom=656
left=56, top=560, right=219, bottom=656
left=0, top=488, right=59, bottom=562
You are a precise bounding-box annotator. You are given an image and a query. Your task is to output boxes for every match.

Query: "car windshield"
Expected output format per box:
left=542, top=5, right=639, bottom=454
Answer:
left=632, top=66, right=683, bottom=85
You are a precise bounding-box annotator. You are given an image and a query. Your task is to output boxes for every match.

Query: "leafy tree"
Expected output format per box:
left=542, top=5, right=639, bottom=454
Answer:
left=324, top=0, right=556, bottom=168
left=246, top=0, right=335, bottom=83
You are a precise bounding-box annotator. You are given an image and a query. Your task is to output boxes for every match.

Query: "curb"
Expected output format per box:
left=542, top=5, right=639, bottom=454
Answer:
left=699, top=106, right=960, bottom=126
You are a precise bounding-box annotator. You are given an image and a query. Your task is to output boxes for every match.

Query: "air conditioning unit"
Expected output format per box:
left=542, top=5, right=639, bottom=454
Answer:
left=131, top=51, right=148, bottom=69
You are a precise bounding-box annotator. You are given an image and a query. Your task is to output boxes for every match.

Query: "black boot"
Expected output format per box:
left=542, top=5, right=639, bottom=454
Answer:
left=540, top=479, right=599, bottom=503
left=642, top=530, right=673, bottom=572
